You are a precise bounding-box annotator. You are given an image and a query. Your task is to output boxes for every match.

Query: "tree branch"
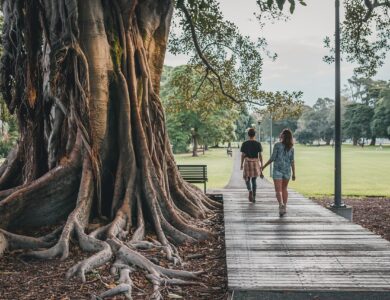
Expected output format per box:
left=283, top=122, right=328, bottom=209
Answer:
left=178, top=2, right=241, bottom=104
left=191, top=68, right=209, bottom=99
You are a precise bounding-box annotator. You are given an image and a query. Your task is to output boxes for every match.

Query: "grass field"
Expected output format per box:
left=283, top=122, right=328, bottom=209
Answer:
left=174, top=148, right=234, bottom=189
left=174, top=144, right=390, bottom=197
left=1, top=144, right=388, bottom=196
left=262, top=144, right=390, bottom=197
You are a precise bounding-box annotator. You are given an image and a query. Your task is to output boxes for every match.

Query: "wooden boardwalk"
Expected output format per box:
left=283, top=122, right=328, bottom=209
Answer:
left=217, top=150, right=390, bottom=299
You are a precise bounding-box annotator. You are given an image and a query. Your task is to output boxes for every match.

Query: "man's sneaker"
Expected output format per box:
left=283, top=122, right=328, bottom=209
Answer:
left=249, top=191, right=254, bottom=202
left=279, top=204, right=286, bottom=217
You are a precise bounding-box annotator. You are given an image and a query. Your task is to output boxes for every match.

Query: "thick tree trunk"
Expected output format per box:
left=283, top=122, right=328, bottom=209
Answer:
left=370, top=136, right=376, bottom=146
left=191, top=132, right=199, bottom=157
left=353, top=137, right=358, bottom=146
left=0, top=0, right=220, bottom=298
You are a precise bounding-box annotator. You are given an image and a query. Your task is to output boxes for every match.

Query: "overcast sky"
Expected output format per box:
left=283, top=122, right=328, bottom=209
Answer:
left=163, top=1, right=390, bottom=106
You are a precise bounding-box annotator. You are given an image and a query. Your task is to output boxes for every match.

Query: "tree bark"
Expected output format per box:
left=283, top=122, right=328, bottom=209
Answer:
left=370, top=136, right=376, bottom=146
left=0, top=0, right=220, bottom=298
left=191, top=130, right=199, bottom=157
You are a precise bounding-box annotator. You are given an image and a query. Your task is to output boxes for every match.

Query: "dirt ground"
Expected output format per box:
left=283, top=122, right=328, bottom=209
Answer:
left=312, top=197, right=390, bottom=241
left=0, top=212, right=228, bottom=300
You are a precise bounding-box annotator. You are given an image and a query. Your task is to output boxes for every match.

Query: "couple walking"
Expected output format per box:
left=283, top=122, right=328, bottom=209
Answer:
left=240, top=128, right=295, bottom=217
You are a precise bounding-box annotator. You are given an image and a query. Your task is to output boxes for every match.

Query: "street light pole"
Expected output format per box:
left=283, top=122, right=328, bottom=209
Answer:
left=269, top=115, right=273, bottom=177
left=334, top=0, right=343, bottom=207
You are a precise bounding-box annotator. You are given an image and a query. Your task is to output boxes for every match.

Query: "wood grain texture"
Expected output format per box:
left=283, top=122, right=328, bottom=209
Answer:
left=215, top=187, right=390, bottom=294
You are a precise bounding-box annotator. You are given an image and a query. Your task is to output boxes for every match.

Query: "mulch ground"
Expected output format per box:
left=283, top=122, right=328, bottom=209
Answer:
left=0, top=211, right=228, bottom=300
left=312, top=197, right=390, bottom=241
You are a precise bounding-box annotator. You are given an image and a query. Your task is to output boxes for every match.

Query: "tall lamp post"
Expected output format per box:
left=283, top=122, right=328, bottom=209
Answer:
left=269, top=115, right=273, bottom=177
left=333, top=0, right=344, bottom=208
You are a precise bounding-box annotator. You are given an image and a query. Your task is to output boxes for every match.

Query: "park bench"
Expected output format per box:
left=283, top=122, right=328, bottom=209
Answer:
left=177, top=164, right=208, bottom=193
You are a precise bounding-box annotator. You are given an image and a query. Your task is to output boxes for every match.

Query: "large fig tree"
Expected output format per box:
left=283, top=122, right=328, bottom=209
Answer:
left=0, top=0, right=302, bottom=298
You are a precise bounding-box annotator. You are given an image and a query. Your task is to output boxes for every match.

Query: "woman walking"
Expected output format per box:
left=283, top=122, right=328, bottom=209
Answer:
left=240, top=128, right=263, bottom=203
left=262, top=128, right=296, bottom=216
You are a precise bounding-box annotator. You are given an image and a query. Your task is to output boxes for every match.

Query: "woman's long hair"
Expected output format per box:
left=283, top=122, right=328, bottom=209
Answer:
left=281, top=128, right=294, bottom=151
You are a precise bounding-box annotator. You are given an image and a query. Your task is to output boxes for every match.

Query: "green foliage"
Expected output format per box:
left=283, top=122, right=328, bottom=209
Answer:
left=262, top=0, right=306, bottom=12
left=260, top=114, right=299, bottom=140
left=169, top=0, right=304, bottom=111
left=161, top=65, right=240, bottom=153
left=295, top=98, right=335, bottom=145
left=344, top=77, right=390, bottom=141
left=324, top=1, right=390, bottom=76
left=0, top=13, right=18, bottom=158
left=345, top=76, right=389, bottom=106
left=0, top=138, right=15, bottom=158
left=0, top=117, right=18, bottom=158
left=371, top=88, right=390, bottom=138
left=235, top=109, right=255, bottom=142
left=343, top=103, right=374, bottom=143
left=166, top=112, right=193, bottom=153
left=295, top=108, right=321, bottom=144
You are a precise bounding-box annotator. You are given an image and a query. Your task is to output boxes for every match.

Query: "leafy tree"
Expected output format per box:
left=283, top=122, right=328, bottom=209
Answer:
left=235, top=109, right=256, bottom=142
left=371, top=88, right=390, bottom=139
left=161, top=65, right=240, bottom=153
left=313, top=98, right=335, bottom=145
left=295, top=108, right=321, bottom=144
left=294, top=98, right=335, bottom=145
left=343, top=77, right=390, bottom=144
left=343, top=103, right=374, bottom=145
left=256, top=99, right=304, bottom=142
left=260, top=115, right=299, bottom=140
left=325, top=1, right=390, bottom=77
left=345, top=76, right=388, bottom=105
left=0, top=0, right=305, bottom=297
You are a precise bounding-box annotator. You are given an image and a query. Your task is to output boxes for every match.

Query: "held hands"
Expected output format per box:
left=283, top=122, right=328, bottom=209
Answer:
left=240, top=165, right=243, bottom=170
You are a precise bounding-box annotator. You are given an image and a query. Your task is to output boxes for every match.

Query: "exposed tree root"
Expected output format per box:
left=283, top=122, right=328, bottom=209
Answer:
left=93, top=268, right=133, bottom=299
left=66, top=223, right=112, bottom=282
left=0, top=227, right=61, bottom=253
left=0, top=231, right=8, bottom=257
left=0, top=147, right=81, bottom=229
left=0, top=147, right=22, bottom=190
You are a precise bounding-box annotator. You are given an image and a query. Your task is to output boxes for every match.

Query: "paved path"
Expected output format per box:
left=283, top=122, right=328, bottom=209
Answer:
left=215, top=150, right=390, bottom=299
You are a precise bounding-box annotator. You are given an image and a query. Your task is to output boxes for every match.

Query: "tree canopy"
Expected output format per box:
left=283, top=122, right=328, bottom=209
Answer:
left=325, top=0, right=390, bottom=76
left=169, top=0, right=305, bottom=111
left=161, top=65, right=239, bottom=152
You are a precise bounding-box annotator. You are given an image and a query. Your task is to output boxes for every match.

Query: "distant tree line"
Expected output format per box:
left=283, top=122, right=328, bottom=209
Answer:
left=259, top=77, right=390, bottom=146
left=160, top=64, right=302, bottom=154
left=161, top=64, right=390, bottom=150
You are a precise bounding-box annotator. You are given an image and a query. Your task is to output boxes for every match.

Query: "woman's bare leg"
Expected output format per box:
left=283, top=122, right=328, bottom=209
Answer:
left=273, top=179, right=283, bottom=206
left=282, top=179, right=290, bottom=205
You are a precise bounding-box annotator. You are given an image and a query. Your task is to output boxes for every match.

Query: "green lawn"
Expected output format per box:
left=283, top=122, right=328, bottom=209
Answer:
left=174, top=148, right=234, bottom=189
left=262, top=144, right=390, bottom=197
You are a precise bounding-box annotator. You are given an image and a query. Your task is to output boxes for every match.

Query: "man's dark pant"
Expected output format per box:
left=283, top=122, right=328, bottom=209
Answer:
left=245, top=177, right=257, bottom=195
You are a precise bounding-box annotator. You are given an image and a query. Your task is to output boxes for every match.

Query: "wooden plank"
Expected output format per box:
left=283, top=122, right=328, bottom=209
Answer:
left=222, top=188, right=390, bottom=294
